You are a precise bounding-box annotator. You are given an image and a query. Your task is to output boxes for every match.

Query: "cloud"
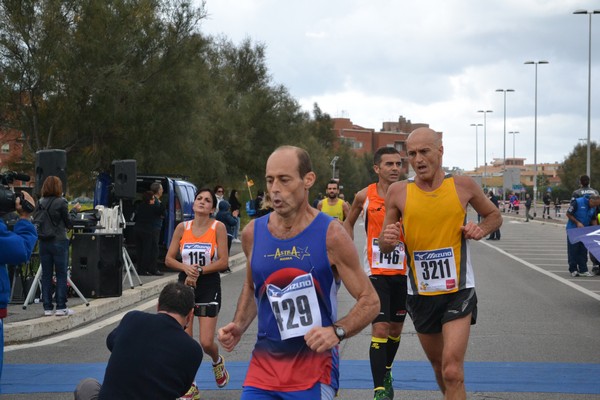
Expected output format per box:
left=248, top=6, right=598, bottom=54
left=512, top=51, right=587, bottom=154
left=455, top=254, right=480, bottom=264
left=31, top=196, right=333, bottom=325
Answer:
left=201, top=0, right=600, bottom=170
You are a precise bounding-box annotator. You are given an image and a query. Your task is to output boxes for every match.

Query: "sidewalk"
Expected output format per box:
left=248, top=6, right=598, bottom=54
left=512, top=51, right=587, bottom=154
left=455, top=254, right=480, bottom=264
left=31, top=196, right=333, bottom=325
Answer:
left=4, top=251, right=246, bottom=345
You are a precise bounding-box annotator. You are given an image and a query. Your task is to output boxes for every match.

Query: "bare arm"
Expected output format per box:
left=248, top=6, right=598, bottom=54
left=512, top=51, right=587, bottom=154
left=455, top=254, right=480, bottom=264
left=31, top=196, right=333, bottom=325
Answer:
left=209, top=221, right=230, bottom=273
left=218, top=220, right=258, bottom=352
left=378, top=181, right=406, bottom=253
left=455, top=176, right=502, bottom=240
left=342, top=188, right=366, bottom=239
left=342, top=200, right=351, bottom=221
left=304, top=221, right=379, bottom=353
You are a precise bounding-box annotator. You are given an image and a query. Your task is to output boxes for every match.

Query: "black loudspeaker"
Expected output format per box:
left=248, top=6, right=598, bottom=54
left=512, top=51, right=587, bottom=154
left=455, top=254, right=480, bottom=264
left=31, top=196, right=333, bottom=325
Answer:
left=35, top=149, right=67, bottom=197
left=112, top=159, right=137, bottom=199
left=71, top=233, right=123, bottom=298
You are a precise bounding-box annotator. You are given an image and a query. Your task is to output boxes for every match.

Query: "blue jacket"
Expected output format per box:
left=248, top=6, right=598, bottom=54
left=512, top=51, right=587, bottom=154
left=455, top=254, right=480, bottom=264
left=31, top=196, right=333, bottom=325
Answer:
left=215, top=200, right=238, bottom=237
left=566, top=196, right=597, bottom=230
left=0, top=218, right=37, bottom=318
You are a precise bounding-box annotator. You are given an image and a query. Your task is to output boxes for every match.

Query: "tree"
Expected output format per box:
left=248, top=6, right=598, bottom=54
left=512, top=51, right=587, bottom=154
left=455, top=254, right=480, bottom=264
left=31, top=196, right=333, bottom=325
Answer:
left=0, top=0, right=209, bottom=192
left=559, top=142, right=600, bottom=194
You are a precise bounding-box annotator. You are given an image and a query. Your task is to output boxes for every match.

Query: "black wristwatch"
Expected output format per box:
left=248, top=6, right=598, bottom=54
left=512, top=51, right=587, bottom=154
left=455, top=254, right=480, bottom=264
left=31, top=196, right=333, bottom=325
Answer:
left=333, top=325, right=346, bottom=343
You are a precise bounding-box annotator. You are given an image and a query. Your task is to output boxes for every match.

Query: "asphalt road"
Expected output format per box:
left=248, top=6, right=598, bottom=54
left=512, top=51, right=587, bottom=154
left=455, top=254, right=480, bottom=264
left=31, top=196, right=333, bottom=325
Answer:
left=3, top=213, right=600, bottom=399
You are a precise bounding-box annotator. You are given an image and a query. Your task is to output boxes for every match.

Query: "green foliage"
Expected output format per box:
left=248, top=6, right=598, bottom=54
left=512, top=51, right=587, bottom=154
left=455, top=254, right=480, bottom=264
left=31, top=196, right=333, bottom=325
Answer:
left=559, top=142, right=600, bottom=194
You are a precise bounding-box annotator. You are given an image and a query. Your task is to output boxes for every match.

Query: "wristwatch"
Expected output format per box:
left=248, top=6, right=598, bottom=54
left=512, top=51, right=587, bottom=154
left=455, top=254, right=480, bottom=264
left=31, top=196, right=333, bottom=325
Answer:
left=333, top=324, right=346, bottom=343
left=198, top=267, right=204, bottom=276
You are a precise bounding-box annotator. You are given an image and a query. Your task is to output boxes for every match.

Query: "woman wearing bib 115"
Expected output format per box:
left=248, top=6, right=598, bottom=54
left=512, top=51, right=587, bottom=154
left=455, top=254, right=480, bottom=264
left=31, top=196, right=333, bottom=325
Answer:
left=166, top=187, right=231, bottom=394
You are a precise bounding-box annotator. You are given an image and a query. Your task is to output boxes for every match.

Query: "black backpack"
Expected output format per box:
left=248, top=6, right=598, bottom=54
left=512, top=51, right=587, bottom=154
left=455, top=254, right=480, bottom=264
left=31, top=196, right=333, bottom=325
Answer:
left=32, top=198, right=57, bottom=241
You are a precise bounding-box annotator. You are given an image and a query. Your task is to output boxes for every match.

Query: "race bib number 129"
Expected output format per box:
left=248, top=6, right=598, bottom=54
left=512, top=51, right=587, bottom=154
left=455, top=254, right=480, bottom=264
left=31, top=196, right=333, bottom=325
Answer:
left=266, top=273, right=322, bottom=340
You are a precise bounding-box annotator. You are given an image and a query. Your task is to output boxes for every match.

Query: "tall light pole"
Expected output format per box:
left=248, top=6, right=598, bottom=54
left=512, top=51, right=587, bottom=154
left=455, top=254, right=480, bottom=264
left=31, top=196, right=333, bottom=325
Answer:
left=496, top=88, right=515, bottom=200
left=330, top=156, right=339, bottom=179
left=477, top=110, right=493, bottom=190
left=508, top=131, right=519, bottom=159
left=470, top=123, right=482, bottom=171
left=573, top=10, right=600, bottom=181
left=525, top=60, right=549, bottom=218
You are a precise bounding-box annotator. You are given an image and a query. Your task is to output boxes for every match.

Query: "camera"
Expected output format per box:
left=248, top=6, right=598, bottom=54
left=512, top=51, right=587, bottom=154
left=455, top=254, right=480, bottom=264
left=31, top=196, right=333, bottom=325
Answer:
left=194, top=301, right=219, bottom=317
left=0, top=171, right=35, bottom=214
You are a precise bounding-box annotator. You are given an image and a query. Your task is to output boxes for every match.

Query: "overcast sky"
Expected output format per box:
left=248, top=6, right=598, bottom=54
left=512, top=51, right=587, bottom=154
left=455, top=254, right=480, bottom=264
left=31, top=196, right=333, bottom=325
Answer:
left=199, top=0, right=599, bottom=171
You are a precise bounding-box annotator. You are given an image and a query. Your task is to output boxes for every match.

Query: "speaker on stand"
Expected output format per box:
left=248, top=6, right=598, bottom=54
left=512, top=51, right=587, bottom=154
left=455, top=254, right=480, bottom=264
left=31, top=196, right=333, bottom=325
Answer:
left=111, top=159, right=137, bottom=199
left=35, top=149, right=67, bottom=197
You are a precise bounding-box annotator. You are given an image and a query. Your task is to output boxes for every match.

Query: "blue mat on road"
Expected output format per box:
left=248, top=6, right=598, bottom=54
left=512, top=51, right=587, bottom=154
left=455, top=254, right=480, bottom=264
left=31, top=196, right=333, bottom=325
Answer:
left=1, top=361, right=599, bottom=395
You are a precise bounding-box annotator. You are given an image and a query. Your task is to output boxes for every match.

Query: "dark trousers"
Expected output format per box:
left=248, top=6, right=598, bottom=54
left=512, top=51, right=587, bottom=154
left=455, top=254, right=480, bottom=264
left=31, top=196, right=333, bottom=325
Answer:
left=567, top=238, right=589, bottom=273
left=134, top=227, right=155, bottom=274
left=488, top=229, right=501, bottom=240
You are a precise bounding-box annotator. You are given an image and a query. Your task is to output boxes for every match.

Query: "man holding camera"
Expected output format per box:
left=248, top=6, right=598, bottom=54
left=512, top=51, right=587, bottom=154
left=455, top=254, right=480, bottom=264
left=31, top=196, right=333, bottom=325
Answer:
left=0, top=190, right=37, bottom=380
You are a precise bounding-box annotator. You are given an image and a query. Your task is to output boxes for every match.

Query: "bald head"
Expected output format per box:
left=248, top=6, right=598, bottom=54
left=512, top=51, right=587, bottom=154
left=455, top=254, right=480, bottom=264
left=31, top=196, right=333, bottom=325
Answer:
left=269, top=145, right=313, bottom=178
left=407, top=127, right=442, bottom=147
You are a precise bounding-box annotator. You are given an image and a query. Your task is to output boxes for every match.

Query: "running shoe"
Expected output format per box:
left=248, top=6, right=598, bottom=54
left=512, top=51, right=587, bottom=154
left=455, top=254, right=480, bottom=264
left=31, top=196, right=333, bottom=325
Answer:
left=383, top=370, right=394, bottom=399
left=178, top=382, right=200, bottom=400
left=374, top=388, right=391, bottom=400
left=571, top=271, right=579, bottom=277
left=54, top=308, right=74, bottom=316
left=44, top=310, right=53, bottom=316
left=213, top=355, right=230, bottom=388
left=580, top=271, right=594, bottom=277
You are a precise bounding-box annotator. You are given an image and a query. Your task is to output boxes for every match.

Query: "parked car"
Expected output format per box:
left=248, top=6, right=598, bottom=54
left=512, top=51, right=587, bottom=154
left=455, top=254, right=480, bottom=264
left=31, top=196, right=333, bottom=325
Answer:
left=94, top=172, right=197, bottom=267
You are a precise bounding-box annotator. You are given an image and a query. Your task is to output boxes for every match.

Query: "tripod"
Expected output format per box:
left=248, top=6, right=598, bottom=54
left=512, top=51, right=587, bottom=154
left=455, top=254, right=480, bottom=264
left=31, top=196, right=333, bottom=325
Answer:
left=22, top=244, right=90, bottom=309
left=117, top=199, right=142, bottom=289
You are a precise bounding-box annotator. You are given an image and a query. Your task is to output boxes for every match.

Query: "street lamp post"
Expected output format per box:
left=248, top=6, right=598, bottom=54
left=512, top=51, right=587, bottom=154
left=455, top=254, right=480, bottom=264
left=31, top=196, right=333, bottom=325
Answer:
left=470, top=123, right=482, bottom=171
left=330, top=156, right=339, bottom=180
left=525, top=60, right=549, bottom=218
left=477, top=110, right=493, bottom=191
left=573, top=9, right=600, bottom=181
left=496, top=88, right=515, bottom=200
left=508, top=131, right=519, bottom=159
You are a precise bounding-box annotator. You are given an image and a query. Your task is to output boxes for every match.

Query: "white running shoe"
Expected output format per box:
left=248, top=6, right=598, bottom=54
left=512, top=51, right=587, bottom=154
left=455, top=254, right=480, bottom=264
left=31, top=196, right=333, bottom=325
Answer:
left=570, top=271, right=579, bottom=277
left=580, top=271, right=594, bottom=277
left=54, top=308, right=74, bottom=316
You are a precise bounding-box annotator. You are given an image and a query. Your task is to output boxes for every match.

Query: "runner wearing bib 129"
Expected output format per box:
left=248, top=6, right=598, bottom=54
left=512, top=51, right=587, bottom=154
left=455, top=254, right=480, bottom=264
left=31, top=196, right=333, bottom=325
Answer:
left=243, top=212, right=339, bottom=396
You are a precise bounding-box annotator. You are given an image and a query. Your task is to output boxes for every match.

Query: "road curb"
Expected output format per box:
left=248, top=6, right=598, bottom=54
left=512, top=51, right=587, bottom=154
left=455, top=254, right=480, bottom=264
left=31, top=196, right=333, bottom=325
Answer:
left=4, top=252, right=246, bottom=345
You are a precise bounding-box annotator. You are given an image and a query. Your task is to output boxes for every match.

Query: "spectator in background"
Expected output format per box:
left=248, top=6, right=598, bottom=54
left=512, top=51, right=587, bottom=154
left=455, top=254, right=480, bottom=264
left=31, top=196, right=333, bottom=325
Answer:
left=566, top=194, right=600, bottom=277
left=0, top=190, right=37, bottom=381
left=554, top=197, right=562, bottom=217
left=228, top=189, right=242, bottom=243
left=312, top=192, right=323, bottom=209
left=254, top=190, right=272, bottom=217
left=524, top=193, right=533, bottom=222
left=134, top=191, right=164, bottom=276
left=487, top=190, right=501, bottom=240
left=214, top=185, right=225, bottom=213
left=216, top=200, right=239, bottom=255
left=37, top=176, right=80, bottom=316
left=150, top=182, right=165, bottom=274
left=542, top=191, right=552, bottom=219
left=571, top=174, right=599, bottom=200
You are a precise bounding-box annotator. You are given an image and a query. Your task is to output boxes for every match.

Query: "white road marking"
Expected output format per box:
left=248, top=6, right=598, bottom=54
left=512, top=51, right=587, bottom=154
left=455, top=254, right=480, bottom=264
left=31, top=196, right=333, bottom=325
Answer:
left=4, top=298, right=158, bottom=352
left=481, top=241, right=600, bottom=301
